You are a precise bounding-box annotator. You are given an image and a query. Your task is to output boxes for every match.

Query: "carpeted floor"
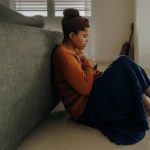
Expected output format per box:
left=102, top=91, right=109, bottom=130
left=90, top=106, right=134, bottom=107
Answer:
left=17, top=102, right=150, bottom=150
left=17, top=63, right=150, bottom=150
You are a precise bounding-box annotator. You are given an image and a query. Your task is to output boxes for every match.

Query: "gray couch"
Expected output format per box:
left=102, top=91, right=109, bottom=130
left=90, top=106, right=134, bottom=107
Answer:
left=0, top=5, right=63, bottom=150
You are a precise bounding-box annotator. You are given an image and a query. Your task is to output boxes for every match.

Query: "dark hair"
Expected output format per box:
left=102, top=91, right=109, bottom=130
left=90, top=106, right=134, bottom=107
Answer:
left=61, top=8, right=90, bottom=39
left=63, top=8, right=80, bottom=20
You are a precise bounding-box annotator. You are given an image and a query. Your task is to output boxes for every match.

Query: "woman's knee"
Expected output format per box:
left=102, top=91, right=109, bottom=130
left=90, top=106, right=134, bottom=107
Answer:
left=116, top=55, right=132, bottom=64
left=109, top=55, right=134, bottom=68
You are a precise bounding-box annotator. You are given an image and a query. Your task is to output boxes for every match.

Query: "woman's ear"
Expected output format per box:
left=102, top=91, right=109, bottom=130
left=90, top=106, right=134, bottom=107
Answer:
left=69, top=32, right=75, bottom=39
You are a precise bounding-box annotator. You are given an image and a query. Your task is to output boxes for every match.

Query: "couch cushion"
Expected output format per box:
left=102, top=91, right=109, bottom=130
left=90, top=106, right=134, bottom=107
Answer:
left=0, top=4, right=45, bottom=27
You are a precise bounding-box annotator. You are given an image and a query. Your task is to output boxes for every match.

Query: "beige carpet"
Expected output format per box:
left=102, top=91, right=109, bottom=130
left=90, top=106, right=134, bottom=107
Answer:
left=17, top=63, right=150, bottom=150
left=17, top=102, right=150, bottom=150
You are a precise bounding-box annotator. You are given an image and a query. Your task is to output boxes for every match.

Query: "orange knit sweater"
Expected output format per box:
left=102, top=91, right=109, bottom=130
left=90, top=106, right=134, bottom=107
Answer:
left=52, top=44, right=100, bottom=120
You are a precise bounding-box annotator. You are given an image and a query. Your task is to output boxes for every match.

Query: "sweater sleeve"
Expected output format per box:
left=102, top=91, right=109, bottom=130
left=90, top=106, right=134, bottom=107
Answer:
left=63, top=53, right=94, bottom=96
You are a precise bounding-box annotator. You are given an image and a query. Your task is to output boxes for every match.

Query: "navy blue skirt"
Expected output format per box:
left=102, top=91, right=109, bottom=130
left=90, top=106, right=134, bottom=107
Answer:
left=77, top=55, right=149, bottom=145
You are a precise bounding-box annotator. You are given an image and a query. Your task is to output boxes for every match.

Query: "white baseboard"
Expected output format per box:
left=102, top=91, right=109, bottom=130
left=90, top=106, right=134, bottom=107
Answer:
left=95, top=60, right=112, bottom=65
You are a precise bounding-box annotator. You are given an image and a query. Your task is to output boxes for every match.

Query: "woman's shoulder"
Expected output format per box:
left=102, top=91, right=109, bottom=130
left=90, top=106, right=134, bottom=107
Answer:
left=53, top=44, right=78, bottom=65
left=54, top=44, right=75, bottom=58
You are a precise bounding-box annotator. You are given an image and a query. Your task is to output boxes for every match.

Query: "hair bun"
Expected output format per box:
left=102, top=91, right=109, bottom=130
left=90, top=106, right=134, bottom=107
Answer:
left=63, top=8, right=80, bottom=20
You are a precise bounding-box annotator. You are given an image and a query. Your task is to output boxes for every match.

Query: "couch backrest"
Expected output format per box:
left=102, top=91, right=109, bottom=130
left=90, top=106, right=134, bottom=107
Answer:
left=0, top=21, right=63, bottom=150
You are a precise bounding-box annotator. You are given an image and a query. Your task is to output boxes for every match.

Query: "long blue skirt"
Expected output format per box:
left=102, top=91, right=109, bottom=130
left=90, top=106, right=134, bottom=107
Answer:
left=77, top=55, right=150, bottom=145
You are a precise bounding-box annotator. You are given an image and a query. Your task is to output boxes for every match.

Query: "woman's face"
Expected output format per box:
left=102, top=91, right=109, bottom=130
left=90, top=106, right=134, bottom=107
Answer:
left=70, top=27, right=90, bottom=50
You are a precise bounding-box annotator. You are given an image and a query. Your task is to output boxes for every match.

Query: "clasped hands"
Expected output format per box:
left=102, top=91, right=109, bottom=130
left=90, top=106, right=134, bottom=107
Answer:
left=75, top=49, right=97, bottom=70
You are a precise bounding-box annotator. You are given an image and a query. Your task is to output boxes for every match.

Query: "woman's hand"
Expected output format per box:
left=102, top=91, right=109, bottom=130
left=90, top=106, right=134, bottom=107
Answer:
left=75, top=49, right=97, bottom=70
left=81, top=58, right=92, bottom=70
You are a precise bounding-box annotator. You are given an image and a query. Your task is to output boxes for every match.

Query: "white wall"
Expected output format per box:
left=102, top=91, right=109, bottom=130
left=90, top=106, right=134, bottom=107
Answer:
left=92, top=0, right=134, bottom=61
left=0, top=0, right=9, bottom=7
left=134, top=0, right=150, bottom=68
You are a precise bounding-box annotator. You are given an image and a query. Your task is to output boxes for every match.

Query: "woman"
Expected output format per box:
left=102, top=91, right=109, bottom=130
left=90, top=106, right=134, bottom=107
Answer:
left=52, top=8, right=150, bottom=145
